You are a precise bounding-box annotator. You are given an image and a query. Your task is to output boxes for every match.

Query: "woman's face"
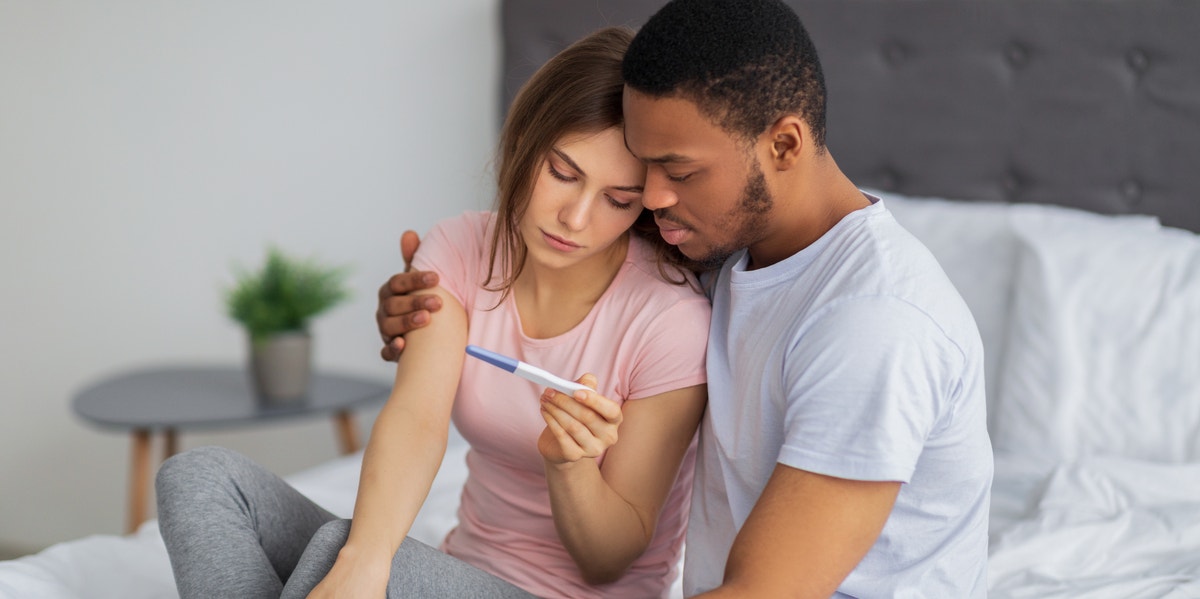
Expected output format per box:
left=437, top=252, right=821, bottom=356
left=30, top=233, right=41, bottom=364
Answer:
left=519, top=127, right=646, bottom=272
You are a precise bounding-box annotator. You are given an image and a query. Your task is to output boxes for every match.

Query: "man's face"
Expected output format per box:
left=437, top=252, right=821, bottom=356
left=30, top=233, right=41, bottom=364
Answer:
left=622, top=88, right=772, bottom=268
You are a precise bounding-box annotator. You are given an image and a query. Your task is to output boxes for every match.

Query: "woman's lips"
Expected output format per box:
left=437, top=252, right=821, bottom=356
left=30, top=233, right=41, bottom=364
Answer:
left=541, top=230, right=581, bottom=251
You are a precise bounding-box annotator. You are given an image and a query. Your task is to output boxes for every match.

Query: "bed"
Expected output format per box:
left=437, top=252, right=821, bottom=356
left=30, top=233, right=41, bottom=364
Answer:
left=4, top=0, right=1199, bottom=597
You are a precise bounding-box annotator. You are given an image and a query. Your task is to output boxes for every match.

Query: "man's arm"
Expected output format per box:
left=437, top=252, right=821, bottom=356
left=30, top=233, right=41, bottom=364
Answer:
left=377, top=230, right=442, bottom=361
left=693, top=465, right=900, bottom=598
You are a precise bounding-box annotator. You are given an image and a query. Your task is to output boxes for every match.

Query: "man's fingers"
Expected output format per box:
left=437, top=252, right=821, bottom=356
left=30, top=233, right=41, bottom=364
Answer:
left=382, top=271, right=440, bottom=297
left=379, top=312, right=431, bottom=339
left=382, top=293, right=442, bottom=318
left=400, top=230, right=421, bottom=271
left=379, top=337, right=405, bottom=362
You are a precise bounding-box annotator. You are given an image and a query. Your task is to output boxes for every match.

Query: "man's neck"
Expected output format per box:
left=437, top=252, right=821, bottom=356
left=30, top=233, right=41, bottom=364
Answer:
left=745, top=159, right=868, bottom=271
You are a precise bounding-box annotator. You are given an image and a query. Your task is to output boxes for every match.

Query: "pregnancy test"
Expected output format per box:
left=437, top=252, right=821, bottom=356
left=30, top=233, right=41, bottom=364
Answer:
left=465, top=345, right=589, bottom=396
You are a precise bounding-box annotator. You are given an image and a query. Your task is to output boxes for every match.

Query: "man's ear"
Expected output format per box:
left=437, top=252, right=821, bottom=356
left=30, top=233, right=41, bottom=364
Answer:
left=766, top=115, right=807, bottom=170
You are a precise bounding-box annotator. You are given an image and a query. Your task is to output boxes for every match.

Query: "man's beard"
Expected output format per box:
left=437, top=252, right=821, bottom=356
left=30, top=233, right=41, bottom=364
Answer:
left=689, top=162, right=773, bottom=270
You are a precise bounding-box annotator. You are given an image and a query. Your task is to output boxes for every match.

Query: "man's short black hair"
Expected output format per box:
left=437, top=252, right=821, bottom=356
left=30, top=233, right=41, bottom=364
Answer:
left=623, top=0, right=827, bottom=148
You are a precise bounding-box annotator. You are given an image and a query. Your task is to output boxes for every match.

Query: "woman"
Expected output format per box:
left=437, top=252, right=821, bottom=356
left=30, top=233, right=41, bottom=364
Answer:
left=156, top=27, right=711, bottom=599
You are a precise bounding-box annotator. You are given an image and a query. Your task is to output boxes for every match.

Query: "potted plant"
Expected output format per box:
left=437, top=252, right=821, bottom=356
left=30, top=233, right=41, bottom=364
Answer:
left=225, top=247, right=350, bottom=403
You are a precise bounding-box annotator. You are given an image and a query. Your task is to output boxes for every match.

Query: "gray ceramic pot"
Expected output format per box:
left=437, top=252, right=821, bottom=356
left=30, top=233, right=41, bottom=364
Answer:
left=249, top=331, right=312, bottom=403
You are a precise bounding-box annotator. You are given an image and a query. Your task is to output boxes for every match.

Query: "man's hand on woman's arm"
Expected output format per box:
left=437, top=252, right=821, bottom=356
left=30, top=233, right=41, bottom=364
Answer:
left=377, top=230, right=443, bottom=361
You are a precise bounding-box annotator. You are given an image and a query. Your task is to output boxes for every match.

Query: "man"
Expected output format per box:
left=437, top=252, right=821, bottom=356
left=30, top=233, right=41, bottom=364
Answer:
left=378, top=0, right=992, bottom=596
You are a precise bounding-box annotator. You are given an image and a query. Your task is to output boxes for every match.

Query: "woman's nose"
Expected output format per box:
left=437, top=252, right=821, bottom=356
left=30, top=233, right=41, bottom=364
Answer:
left=558, top=194, right=591, bottom=231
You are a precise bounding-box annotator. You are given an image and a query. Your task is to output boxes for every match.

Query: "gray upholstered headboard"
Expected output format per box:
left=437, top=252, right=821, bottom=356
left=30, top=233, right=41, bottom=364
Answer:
left=501, top=0, right=1200, bottom=233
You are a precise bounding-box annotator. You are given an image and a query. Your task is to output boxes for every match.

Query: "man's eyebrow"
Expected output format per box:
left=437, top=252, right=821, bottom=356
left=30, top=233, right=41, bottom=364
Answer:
left=639, top=152, right=692, bottom=165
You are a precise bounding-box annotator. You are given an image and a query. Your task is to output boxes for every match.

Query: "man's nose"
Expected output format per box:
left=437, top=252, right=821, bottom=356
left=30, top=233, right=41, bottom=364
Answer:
left=642, top=173, right=678, bottom=211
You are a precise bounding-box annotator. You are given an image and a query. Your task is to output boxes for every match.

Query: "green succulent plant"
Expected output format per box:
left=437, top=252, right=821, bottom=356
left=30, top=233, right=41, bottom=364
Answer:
left=225, top=247, right=350, bottom=344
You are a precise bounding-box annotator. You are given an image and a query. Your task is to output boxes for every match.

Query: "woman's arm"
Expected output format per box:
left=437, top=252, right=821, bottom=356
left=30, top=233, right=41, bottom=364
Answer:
left=541, top=382, right=707, bottom=584
left=308, top=286, right=468, bottom=597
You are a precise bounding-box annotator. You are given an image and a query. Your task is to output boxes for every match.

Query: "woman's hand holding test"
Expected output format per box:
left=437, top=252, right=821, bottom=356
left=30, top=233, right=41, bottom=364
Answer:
left=538, top=374, right=623, bottom=464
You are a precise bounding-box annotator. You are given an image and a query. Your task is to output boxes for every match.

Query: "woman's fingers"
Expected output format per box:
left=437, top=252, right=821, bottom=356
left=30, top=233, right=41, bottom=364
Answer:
left=537, top=373, right=624, bottom=463
left=541, top=406, right=585, bottom=461
left=541, top=395, right=617, bottom=456
left=540, top=376, right=622, bottom=424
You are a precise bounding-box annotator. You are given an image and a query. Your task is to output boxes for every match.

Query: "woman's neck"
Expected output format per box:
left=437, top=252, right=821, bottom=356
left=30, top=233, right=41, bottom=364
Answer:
left=512, top=234, right=630, bottom=339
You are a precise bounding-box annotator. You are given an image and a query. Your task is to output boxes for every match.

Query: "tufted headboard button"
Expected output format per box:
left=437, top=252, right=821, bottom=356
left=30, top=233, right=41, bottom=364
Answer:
left=1120, top=179, right=1144, bottom=204
left=882, top=41, right=908, bottom=67
left=877, top=167, right=900, bottom=191
left=1001, top=173, right=1021, bottom=198
left=1004, top=42, right=1030, bottom=68
left=1127, top=48, right=1150, bottom=74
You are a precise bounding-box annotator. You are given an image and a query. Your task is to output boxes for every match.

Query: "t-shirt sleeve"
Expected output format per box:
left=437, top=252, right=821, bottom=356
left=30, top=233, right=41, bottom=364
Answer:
left=626, top=295, right=712, bottom=401
left=410, top=212, right=490, bottom=308
left=778, top=297, right=964, bottom=483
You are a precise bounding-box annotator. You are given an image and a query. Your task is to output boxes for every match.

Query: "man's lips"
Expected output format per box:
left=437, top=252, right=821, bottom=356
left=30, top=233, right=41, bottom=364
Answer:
left=655, top=217, right=691, bottom=246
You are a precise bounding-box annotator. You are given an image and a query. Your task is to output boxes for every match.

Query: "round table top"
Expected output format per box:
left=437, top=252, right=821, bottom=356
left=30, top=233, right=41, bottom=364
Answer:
left=72, top=364, right=391, bottom=431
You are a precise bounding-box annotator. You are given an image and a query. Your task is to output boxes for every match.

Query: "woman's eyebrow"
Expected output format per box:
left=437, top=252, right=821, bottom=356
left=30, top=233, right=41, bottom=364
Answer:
left=552, top=147, right=643, bottom=193
left=551, top=148, right=585, bottom=176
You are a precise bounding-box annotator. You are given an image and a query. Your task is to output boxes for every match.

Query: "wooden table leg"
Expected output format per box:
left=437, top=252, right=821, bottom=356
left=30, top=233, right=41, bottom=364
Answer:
left=128, top=429, right=152, bottom=535
left=163, top=428, right=179, bottom=461
left=333, top=410, right=359, bottom=455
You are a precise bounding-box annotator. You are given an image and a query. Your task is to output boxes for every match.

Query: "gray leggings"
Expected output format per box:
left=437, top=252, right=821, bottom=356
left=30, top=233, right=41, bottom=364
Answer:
left=155, top=446, right=536, bottom=599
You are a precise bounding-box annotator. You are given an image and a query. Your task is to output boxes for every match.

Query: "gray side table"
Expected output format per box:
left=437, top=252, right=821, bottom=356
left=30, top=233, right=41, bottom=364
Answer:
left=72, top=365, right=390, bottom=533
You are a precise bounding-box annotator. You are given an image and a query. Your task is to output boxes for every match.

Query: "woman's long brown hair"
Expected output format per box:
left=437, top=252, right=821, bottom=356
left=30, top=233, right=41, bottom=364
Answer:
left=485, top=26, right=699, bottom=299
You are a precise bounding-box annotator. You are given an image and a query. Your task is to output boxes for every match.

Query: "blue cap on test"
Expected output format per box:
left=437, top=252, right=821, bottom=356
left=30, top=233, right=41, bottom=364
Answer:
left=465, top=345, right=519, bottom=373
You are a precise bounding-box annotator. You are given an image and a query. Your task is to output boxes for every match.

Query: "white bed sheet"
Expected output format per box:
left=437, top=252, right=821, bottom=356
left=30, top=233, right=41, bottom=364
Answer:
left=989, top=453, right=1200, bottom=598
left=10, top=446, right=1200, bottom=598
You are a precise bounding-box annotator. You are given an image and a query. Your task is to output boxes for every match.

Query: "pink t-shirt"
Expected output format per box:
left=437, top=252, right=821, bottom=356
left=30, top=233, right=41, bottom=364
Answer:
left=411, top=211, right=711, bottom=599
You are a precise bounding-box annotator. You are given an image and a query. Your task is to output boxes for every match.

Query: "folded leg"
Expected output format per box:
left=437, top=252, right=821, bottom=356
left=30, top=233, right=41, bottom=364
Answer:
left=282, top=519, right=536, bottom=599
left=156, top=446, right=337, bottom=599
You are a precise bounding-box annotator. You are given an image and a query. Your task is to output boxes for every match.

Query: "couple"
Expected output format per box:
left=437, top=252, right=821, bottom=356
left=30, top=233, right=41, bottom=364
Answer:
left=158, top=0, right=993, bottom=597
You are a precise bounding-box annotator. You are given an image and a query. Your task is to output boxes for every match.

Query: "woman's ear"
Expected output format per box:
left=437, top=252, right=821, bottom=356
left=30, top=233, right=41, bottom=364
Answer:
left=766, top=115, right=807, bottom=170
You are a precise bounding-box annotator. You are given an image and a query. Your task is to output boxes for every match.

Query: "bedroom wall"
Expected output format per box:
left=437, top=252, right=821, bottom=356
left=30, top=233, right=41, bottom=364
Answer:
left=0, top=0, right=500, bottom=554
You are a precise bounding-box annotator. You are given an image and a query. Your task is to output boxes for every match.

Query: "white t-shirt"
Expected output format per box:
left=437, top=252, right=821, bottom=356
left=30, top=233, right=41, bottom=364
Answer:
left=684, top=196, right=993, bottom=597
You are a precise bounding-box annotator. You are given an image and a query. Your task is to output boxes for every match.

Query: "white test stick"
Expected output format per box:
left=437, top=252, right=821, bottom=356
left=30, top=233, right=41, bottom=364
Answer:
left=465, top=345, right=590, bottom=396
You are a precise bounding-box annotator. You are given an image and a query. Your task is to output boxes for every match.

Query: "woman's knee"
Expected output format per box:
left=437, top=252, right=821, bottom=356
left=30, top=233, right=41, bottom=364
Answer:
left=279, top=519, right=352, bottom=599
left=307, top=519, right=351, bottom=552
left=155, top=446, right=251, bottom=504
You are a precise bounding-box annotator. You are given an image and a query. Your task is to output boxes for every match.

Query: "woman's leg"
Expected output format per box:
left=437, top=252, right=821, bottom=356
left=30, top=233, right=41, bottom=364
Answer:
left=281, top=520, right=537, bottom=599
left=155, top=446, right=337, bottom=599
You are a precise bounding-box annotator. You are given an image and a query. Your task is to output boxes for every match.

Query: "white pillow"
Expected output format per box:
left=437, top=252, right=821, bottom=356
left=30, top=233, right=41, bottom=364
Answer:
left=870, top=190, right=1020, bottom=432
left=995, top=204, right=1199, bottom=462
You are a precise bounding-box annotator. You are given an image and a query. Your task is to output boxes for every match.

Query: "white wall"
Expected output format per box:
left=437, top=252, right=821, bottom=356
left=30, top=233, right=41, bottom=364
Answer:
left=0, top=0, right=499, bottom=553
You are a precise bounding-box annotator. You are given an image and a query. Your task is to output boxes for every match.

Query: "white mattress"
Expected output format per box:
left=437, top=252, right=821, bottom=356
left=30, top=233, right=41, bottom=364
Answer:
left=7, top=443, right=1200, bottom=598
